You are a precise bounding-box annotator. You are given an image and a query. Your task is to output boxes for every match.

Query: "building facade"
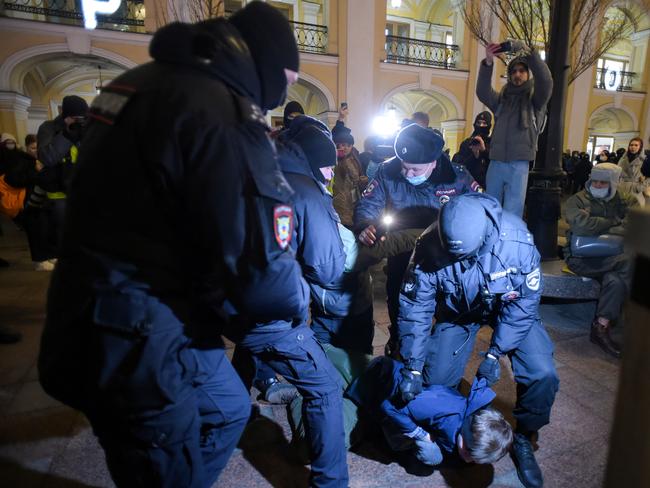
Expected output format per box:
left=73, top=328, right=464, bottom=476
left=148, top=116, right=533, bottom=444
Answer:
left=1, top=0, right=649, bottom=157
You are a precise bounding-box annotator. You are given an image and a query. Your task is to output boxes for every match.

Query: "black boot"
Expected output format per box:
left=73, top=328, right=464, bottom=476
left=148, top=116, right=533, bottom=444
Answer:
left=590, top=320, right=621, bottom=358
left=511, top=433, right=543, bottom=488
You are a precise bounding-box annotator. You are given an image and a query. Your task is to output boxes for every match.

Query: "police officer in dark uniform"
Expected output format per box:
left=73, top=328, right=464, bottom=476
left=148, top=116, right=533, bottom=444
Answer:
left=229, top=114, right=349, bottom=487
left=354, top=123, right=481, bottom=350
left=38, top=3, right=308, bottom=487
left=396, top=193, right=559, bottom=488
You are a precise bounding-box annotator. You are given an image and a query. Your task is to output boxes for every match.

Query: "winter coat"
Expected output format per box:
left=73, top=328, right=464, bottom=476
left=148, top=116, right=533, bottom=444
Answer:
left=40, top=19, right=309, bottom=407
left=618, top=152, right=648, bottom=198
left=354, top=155, right=481, bottom=233
left=476, top=50, right=552, bottom=162
left=346, top=357, right=495, bottom=454
left=397, top=193, right=542, bottom=372
left=333, top=152, right=368, bottom=227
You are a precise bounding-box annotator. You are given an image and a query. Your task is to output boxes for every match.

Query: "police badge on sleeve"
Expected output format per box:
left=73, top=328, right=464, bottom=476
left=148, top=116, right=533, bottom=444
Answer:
left=525, top=268, right=541, bottom=292
left=273, top=205, right=293, bottom=250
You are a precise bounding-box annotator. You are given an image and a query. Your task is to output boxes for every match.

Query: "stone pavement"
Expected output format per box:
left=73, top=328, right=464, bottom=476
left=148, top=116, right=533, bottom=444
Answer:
left=0, top=216, right=621, bottom=488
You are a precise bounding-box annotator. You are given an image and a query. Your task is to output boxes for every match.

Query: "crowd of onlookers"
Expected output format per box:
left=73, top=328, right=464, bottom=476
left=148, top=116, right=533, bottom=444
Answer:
left=562, top=138, right=650, bottom=206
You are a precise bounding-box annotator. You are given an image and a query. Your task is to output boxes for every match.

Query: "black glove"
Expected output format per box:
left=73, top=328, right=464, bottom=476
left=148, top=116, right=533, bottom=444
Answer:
left=476, top=352, right=500, bottom=386
left=397, top=368, right=423, bottom=404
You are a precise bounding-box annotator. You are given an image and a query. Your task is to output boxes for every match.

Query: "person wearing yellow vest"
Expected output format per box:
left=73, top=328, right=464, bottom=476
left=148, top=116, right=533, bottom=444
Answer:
left=37, top=95, right=88, bottom=253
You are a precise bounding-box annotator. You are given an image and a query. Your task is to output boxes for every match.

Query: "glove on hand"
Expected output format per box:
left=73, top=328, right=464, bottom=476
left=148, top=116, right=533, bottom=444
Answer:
left=476, top=352, right=500, bottom=386
left=413, top=438, right=443, bottom=466
left=398, top=368, right=423, bottom=404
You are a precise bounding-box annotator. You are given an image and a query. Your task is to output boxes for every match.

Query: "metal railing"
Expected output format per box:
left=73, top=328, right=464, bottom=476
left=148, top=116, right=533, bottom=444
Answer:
left=385, top=35, right=460, bottom=69
left=290, top=20, right=328, bottom=54
left=2, top=0, right=146, bottom=33
left=594, top=68, right=636, bottom=92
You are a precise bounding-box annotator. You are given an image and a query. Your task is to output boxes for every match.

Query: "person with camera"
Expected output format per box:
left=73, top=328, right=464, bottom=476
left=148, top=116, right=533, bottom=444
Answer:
left=477, top=40, right=552, bottom=218
left=37, top=95, right=88, bottom=252
left=453, top=111, right=492, bottom=188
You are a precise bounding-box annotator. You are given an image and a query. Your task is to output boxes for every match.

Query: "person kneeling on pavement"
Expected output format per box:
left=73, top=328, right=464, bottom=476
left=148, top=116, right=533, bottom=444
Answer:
left=564, top=163, right=638, bottom=358
left=288, top=352, right=512, bottom=469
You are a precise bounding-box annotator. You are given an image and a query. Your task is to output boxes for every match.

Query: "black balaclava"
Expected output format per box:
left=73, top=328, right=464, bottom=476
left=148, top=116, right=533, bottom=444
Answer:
left=62, top=95, right=89, bottom=118
left=284, top=116, right=336, bottom=183
left=438, top=195, right=488, bottom=259
left=283, top=101, right=305, bottom=128
left=473, top=111, right=492, bottom=137
left=230, top=1, right=300, bottom=111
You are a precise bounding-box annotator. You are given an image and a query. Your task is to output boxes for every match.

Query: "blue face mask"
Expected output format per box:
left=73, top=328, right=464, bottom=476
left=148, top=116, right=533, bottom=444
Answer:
left=405, top=174, right=428, bottom=186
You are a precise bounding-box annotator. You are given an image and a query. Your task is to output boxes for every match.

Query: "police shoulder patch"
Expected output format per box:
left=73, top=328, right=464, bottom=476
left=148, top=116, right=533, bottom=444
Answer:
left=273, top=204, right=293, bottom=250
left=525, top=268, right=541, bottom=292
left=362, top=179, right=378, bottom=198
left=89, top=84, right=136, bottom=126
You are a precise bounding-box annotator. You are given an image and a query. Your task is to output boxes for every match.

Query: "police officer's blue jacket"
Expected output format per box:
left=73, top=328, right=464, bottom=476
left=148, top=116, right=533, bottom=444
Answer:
left=39, top=19, right=309, bottom=407
left=276, top=142, right=346, bottom=288
left=354, top=155, right=481, bottom=232
left=346, top=357, right=495, bottom=454
left=398, top=193, right=542, bottom=372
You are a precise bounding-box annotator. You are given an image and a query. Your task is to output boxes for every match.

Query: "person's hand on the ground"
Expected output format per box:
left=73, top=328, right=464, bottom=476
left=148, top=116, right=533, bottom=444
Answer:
left=358, top=225, right=378, bottom=246
left=398, top=368, right=423, bottom=404
left=413, top=437, right=443, bottom=466
left=476, top=352, right=500, bottom=386
left=485, top=43, right=501, bottom=65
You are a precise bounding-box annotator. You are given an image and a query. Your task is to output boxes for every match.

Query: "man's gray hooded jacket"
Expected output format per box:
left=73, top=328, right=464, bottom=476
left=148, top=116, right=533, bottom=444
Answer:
left=476, top=49, right=553, bottom=162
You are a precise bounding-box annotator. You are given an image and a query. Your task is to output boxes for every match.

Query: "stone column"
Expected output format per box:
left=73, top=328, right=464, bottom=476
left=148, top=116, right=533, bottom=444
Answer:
left=565, top=65, right=595, bottom=151
left=26, top=105, right=49, bottom=135
left=630, top=30, right=649, bottom=92
left=440, top=119, right=466, bottom=155
left=414, top=21, right=428, bottom=41
left=0, top=92, right=31, bottom=146
left=302, top=1, right=321, bottom=25
left=345, top=0, right=377, bottom=146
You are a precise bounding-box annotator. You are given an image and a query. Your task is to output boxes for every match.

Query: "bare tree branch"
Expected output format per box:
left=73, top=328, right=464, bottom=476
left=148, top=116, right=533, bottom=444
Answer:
left=459, top=0, right=641, bottom=84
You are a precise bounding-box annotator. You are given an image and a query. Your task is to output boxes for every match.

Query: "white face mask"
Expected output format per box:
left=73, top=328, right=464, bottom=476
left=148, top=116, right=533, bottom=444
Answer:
left=405, top=174, right=428, bottom=186
left=589, top=186, right=609, bottom=199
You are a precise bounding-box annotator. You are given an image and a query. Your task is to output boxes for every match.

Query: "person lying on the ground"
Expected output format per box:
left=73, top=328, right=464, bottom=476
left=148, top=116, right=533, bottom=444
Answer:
left=288, top=351, right=512, bottom=469
left=347, top=356, right=512, bottom=467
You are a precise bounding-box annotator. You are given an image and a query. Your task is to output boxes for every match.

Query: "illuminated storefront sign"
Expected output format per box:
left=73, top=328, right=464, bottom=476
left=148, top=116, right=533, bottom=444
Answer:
left=82, top=0, right=122, bottom=30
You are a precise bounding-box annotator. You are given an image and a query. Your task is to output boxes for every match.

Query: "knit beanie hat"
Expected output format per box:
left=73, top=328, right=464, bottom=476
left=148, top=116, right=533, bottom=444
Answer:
left=0, top=133, right=17, bottom=144
left=61, top=95, right=88, bottom=118
left=283, top=101, right=305, bottom=128
left=283, top=115, right=336, bottom=183
left=394, top=123, right=444, bottom=164
left=587, top=162, right=622, bottom=201
left=332, top=126, right=354, bottom=146
left=230, top=1, right=300, bottom=111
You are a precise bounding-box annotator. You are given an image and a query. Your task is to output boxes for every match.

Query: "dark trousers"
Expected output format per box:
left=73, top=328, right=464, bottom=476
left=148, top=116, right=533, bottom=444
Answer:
left=311, top=306, right=375, bottom=355
left=233, top=325, right=349, bottom=488
left=422, top=321, right=559, bottom=433
left=89, top=347, right=249, bottom=488
left=75, top=290, right=250, bottom=488
left=50, top=198, right=66, bottom=252
left=566, top=254, right=631, bottom=322
left=386, top=252, right=412, bottom=340
left=21, top=206, right=57, bottom=262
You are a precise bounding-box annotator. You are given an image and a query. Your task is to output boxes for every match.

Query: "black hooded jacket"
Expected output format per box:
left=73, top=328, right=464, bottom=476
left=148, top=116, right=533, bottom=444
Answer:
left=42, top=18, right=309, bottom=389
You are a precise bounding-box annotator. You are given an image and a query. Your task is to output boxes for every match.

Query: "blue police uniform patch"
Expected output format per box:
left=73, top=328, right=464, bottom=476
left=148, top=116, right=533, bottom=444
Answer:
left=502, top=290, right=520, bottom=301
left=273, top=205, right=293, bottom=250
left=363, top=180, right=378, bottom=198
left=525, top=268, right=541, bottom=291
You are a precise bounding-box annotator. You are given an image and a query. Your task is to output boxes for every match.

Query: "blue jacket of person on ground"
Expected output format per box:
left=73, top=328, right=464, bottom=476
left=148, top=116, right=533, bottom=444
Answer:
left=398, top=193, right=542, bottom=372
left=346, top=357, right=495, bottom=454
left=354, top=154, right=482, bottom=232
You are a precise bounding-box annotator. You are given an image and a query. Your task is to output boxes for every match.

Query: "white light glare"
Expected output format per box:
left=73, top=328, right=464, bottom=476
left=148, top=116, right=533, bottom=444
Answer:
left=391, top=0, right=402, bottom=8
left=82, top=0, right=122, bottom=30
left=372, top=110, right=400, bottom=138
left=382, top=215, right=394, bottom=226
